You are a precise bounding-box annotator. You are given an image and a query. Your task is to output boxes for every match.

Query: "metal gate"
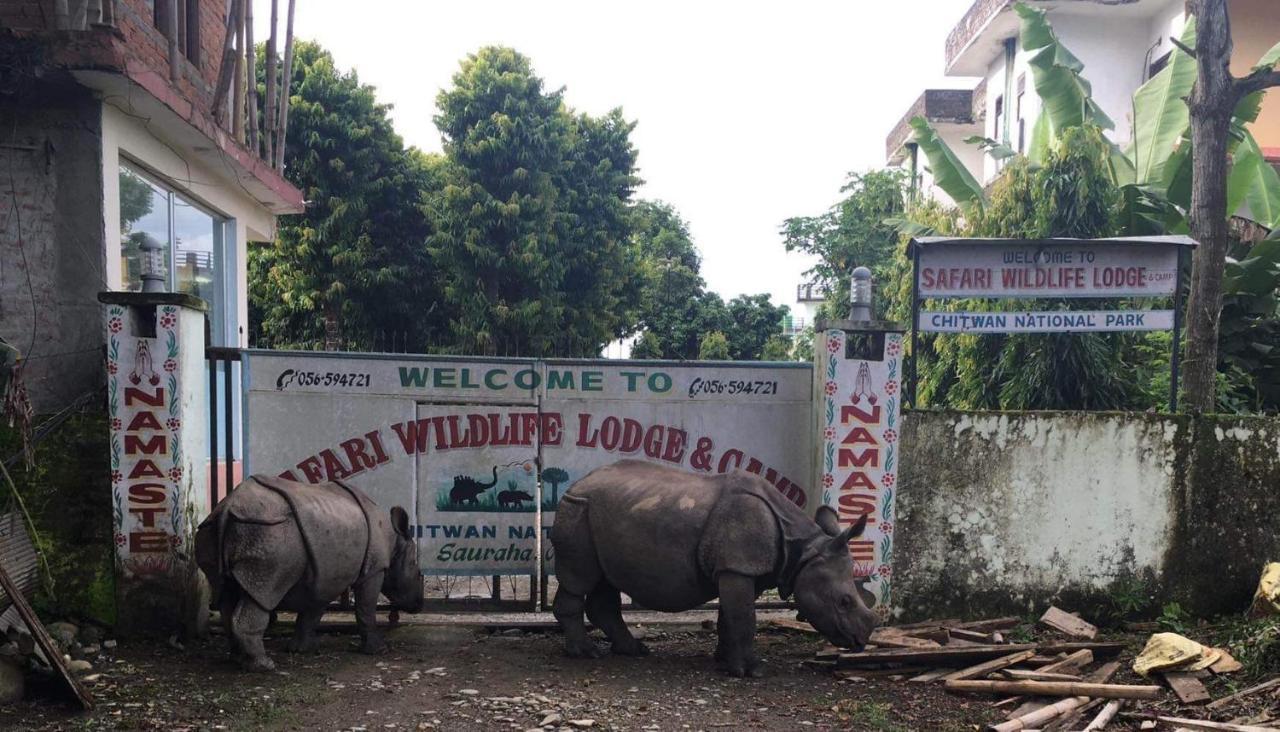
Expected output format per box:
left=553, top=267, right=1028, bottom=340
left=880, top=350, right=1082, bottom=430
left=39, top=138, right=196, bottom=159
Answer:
left=238, top=351, right=816, bottom=611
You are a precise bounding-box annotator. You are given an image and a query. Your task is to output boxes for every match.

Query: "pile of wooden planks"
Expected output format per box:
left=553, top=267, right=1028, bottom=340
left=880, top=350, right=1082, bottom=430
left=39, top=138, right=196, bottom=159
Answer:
left=788, top=607, right=1263, bottom=731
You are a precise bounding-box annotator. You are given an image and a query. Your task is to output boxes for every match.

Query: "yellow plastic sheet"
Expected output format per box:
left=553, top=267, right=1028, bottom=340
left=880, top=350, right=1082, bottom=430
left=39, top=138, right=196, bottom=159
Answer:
left=1132, top=632, right=1205, bottom=677
left=1252, top=562, right=1280, bottom=615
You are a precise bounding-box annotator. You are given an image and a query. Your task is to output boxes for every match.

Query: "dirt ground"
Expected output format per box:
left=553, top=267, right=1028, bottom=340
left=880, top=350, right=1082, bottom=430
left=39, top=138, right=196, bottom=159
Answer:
left=3, top=613, right=1276, bottom=731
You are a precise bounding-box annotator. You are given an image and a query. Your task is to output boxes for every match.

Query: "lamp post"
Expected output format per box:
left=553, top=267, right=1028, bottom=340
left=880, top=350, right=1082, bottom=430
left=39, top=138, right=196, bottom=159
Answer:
left=138, top=233, right=167, bottom=293
left=849, top=266, right=873, bottom=322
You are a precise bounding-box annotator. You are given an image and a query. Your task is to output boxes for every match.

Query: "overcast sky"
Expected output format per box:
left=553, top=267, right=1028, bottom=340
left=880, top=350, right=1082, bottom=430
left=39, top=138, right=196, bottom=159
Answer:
left=257, top=0, right=978, bottom=313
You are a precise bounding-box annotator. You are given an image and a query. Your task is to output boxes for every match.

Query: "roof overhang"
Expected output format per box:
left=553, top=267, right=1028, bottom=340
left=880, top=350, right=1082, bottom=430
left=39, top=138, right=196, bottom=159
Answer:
left=886, top=88, right=982, bottom=164
left=945, top=0, right=1170, bottom=76
left=74, top=68, right=304, bottom=217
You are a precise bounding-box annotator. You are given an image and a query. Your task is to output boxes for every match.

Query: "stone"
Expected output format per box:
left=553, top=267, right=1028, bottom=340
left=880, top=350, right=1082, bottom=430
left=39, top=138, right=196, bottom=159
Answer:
left=78, top=625, right=103, bottom=646
left=48, top=622, right=78, bottom=648
left=0, top=657, right=23, bottom=704
left=81, top=644, right=100, bottom=656
left=67, top=659, right=92, bottom=674
left=459, top=688, right=479, bottom=696
left=102, top=639, right=118, bottom=650
left=568, top=721, right=595, bottom=729
left=8, top=630, right=33, bottom=656
left=539, top=712, right=562, bottom=727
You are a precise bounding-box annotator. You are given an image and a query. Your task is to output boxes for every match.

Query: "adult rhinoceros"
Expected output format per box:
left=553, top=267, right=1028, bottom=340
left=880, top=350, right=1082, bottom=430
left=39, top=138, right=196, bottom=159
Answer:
left=551, top=459, right=878, bottom=677
left=195, top=475, right=423, bottom=671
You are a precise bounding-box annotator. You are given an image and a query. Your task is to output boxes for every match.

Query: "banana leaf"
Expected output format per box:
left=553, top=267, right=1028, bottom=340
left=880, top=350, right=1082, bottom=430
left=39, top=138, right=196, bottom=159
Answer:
left=1015, top=3, right=1114, bottom=135
left=1232, top=131, right=1280, bottom=228
left=1131, top=17, right=1196, bottom=184
left=909, top=116, right=986, bottom=211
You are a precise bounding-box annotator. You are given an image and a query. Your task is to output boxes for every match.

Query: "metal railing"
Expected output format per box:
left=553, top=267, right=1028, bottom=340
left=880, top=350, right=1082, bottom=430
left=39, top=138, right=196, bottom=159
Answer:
left=206, top=346, right=239, bottom=511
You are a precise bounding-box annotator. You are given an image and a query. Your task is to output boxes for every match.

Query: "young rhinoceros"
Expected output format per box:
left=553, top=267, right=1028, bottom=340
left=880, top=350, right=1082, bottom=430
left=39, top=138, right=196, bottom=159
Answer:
left=551, top=459, right=877, bottom=677
left=195, top=475, right=423, bottom=671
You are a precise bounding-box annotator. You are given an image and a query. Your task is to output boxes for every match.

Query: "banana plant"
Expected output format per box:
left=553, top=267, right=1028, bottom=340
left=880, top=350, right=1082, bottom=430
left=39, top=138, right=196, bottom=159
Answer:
left=908, top=116, right=986, bottom=212
left=1130, top=17, right=1197, bottom=185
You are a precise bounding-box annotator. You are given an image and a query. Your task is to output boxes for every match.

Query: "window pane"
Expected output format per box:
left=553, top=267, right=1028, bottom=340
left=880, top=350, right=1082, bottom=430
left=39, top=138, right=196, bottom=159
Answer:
left=173, top=192, right=221, bottom=322
left=119, top=165, right=170, bottom=291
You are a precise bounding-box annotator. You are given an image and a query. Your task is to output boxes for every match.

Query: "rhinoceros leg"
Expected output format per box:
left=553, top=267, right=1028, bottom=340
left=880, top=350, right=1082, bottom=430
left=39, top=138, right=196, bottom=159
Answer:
left=219, top=582, right=242, bottom=660
left=353, top=572, right=386, bottom=654
left=585, top=582, right=647, bottom=656
left=553, top=589, right=601, bottom=658
left=287, top=605, right=325, bottom=653
left=716, top=572, right=762, bottom=678
left=230, top=595, right=275, bottom=672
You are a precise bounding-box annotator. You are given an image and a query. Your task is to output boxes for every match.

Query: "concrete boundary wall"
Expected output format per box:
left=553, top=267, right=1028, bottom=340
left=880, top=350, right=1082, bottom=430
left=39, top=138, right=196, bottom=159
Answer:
left=895, top=411, right=1280, bottom=620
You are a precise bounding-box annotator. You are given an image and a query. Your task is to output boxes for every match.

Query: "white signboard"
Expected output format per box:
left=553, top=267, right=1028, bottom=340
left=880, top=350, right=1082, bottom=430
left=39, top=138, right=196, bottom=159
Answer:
left=917, top=242, right=1179, bottom=298
left=243, top=352, right=815, bottom=576
left=920, top=309, right=1176, bottom=334
left=814, top=330, right=903, bottom=618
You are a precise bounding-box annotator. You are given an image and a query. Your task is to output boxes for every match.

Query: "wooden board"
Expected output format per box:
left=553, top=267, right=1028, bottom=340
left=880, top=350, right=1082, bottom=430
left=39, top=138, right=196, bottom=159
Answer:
left=836, top=643, right=1037, bottom=668
left=954, top=616, right=1021, bottom=632
left=1039, top=649, right=1094, bottom=673
left=941, top=650, right=1037, bottom=682
left=1037, top=641, right=1125, bottom=656
left=908, top=668, right=953, bottom=684
left=945, top=679, right=1159, bottom=701
left=0, top=560, right=92, bottom=709
left=1039, top=606, right=1099, bottom=640
left=1205, top=677, right=1280, bottom=710
left=949, top=628, right=998, bottom=644
left=996, top=669, right=1084, bottom=682
left=1154, top=717, right=1279, bottom=732
left=1209, top=649, right=1244, bottom=674
left=1162, top=670, right=1211, bottom=705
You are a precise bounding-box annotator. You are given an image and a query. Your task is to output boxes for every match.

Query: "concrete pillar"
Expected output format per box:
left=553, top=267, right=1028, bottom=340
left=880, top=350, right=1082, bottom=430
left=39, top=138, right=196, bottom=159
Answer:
left=813, top=290, right=905, bottom=620
left=99, top=292, right=209, bottom=639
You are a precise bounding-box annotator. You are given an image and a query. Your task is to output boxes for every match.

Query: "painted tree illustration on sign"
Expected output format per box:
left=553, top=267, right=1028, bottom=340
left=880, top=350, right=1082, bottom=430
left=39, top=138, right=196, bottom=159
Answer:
left=542, top=467, right=569, bottom=506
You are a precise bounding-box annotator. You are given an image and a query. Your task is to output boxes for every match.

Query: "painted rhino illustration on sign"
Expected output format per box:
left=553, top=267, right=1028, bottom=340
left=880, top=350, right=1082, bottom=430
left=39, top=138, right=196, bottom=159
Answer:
left=497, top=489, right=533, bottom=509
left=550, top=459, right=877, bottom=677
left=195, top=476, right=423, bottom=671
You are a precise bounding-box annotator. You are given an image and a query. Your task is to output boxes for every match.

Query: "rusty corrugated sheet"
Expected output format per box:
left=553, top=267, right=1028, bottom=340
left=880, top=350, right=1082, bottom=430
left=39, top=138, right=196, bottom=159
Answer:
left=0, top=511, right=38, bottom=615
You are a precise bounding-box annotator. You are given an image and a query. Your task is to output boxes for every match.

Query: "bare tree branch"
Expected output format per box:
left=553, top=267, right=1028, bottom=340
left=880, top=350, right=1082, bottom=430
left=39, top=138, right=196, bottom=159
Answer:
left=211, top=0, right=242, bottom=124
left=1235, top=67, right=1280, bottom=97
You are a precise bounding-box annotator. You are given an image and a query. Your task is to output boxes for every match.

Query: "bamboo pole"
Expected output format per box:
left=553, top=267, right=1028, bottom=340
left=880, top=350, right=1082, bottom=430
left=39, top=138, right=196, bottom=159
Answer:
left=1081, top=700, right=1122, bottom=731
left=273, top=0, right=296, bottom=169
left=945, top=680, right=1162, bottom=700
left=245, top=0, right=259, bottom=153
left=263, top=0, right=279, bottom=165
left=989, top=695, right=1088, bottom=732
left=167, top=0, right=180, bottom=82
left=231, top=0, right=246, bottom=143
left=211, top=0, right=242, bottom=123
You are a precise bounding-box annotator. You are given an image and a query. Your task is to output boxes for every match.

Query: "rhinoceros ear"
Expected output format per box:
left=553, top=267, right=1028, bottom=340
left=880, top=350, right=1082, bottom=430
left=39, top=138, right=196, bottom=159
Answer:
left=830, top=513, right=869, bottom=551
left=814, top=505, right=841, bottom=537
left=390, top=506, right=411, bottom=538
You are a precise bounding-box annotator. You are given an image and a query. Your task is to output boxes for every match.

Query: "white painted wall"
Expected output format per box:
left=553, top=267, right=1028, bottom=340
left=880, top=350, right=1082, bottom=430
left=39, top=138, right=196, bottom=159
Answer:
left=971, top=1, right=1186, bottom=182
left=101, top=102, right=279, bottom=348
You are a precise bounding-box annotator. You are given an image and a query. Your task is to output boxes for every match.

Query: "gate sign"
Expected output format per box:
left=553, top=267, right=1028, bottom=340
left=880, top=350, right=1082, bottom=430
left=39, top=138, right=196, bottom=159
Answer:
left=908, top=235, right=1197, bottom=411
left=915, top=238, right=1184, bottom=299
left=242, top=352, right=815, bottom=576
left=921, top=309, right=1175, bottom=334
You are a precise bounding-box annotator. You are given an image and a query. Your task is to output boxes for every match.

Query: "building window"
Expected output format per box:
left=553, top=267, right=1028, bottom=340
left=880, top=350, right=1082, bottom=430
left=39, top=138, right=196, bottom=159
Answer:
left=152, top=0, right=200, bottom=64
left=1148, top=51, right=1171, bottom=80
left=119, top=163, right=232, bottom=345
left=994, top=94, right=1005, bottom=144
left=1016, top=75, right=1026, bottom=154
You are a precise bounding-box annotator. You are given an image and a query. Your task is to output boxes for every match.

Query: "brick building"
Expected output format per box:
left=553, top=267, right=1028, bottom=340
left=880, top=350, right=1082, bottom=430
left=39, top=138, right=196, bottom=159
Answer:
left=0, top=0, right=303, bottom=417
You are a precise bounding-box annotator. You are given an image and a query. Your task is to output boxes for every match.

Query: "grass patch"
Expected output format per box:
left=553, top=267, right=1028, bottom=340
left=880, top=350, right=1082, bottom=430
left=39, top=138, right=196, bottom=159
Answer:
left=1204, top=616, right=1280, bottom=683
left=433, top=489, right=557, bottom=513
left=831, top=701, right=904, bottom=732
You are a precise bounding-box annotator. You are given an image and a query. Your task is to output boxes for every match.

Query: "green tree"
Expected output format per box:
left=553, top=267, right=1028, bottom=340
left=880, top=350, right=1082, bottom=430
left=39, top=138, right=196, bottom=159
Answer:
left=428, top=47, right=641, bottom=357
left=761, top=334, right=792, bottom=361
left=248, top=42, right=444, bottom=350
left=724, top=293, right=789, bottom=360
left=630, top=200, right=715, bottom=359
left=629, top=331, right=663, bottom=359
left=781, top=170, right=907, bottom=319
left=698, top=331, right=731, bottom=360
